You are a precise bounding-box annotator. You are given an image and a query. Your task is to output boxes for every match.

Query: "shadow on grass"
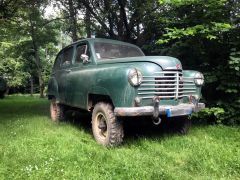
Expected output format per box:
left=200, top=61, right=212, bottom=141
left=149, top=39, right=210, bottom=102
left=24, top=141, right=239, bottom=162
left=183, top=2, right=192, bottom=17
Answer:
left=0, top=96, right=207, bottom=144
left=64, top=111, right=188, bottom=143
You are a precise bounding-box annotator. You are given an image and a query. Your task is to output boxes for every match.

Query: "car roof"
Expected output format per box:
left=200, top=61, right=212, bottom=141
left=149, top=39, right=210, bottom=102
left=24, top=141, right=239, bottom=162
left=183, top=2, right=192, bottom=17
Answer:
left=61, top=38, right=139, bottom=51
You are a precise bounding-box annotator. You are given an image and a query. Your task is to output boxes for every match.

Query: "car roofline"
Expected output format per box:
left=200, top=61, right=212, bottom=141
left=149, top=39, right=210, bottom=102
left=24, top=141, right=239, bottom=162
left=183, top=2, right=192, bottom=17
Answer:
left=61, top=38, right=140, bottom=51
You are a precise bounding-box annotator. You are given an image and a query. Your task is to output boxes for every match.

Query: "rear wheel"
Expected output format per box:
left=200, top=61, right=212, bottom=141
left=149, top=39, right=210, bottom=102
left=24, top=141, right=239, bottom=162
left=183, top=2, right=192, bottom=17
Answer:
left=92, top=102, right=124, bottom=146
left=50, top=99, right=65, bottom=122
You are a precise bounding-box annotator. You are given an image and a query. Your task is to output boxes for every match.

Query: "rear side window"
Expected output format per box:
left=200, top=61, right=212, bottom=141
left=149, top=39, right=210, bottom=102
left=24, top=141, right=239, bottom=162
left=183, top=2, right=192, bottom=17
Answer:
left=61, top=47, right=73, bottom=67
left=53, top=53, right=62, bottom=70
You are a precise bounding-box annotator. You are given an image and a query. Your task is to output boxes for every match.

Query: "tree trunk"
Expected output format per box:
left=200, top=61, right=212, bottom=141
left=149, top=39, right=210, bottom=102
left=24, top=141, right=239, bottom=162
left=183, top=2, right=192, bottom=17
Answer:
left=32, top=39, right=44, bottom=98
left=104, top=0, right=115, bottom=38
left=85, top=8, right=91, bottom=38
left=117, top=0, right=131, bottom=41
left=68, top=0, right=78, bottom=41
left=29, top=13, right=45, bottom=98
left=38, top=70, right=45, bottom=98
left=5, top=87, right=9, bottom=95
left=30, top=77, right=33, bottom=96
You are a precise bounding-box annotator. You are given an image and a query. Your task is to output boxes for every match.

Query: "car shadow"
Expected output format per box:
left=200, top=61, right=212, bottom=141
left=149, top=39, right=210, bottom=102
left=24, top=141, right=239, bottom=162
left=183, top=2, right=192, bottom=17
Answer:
left=64, top=111, right=184, bottom=142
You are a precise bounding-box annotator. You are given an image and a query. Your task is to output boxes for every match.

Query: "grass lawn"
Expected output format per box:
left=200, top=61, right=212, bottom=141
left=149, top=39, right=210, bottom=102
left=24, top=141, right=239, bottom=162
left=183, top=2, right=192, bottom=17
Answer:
left=0, top=95, right=239, bottom=179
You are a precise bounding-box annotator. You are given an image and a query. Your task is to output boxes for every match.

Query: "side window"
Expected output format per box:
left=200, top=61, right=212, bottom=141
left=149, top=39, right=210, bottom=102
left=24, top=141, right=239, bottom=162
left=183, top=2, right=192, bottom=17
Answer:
left=61, top=47, right=73, bottom=67
left=53, top=53, right=62, bottom=70
left=75, top=44, right=88, bottom=63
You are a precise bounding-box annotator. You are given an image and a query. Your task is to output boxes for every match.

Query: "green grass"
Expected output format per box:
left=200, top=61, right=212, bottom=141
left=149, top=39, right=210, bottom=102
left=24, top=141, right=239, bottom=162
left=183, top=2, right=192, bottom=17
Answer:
left=0, top=95, right=239, bottom=179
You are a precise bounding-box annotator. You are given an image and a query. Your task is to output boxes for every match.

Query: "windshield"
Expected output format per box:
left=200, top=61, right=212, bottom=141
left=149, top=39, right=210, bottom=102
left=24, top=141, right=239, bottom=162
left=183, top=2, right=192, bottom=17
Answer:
left=94, top=42, right=145, bottom=60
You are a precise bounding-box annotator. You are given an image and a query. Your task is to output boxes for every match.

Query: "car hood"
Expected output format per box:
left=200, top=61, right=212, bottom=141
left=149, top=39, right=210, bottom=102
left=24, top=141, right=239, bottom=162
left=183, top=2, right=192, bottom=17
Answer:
left=97, top=56, right=182, bottom=70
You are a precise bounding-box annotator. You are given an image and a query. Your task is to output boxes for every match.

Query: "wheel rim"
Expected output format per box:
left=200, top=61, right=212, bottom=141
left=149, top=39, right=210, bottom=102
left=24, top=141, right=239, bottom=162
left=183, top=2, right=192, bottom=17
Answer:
left=95, top=112, right=108, bottom=139
left=50, top=100, right=57, bottom=120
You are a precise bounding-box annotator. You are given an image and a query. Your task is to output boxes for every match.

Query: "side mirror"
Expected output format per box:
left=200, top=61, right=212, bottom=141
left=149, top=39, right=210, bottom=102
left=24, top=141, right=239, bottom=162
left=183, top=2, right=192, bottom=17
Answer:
left=81, top=54, right=89, bottom=64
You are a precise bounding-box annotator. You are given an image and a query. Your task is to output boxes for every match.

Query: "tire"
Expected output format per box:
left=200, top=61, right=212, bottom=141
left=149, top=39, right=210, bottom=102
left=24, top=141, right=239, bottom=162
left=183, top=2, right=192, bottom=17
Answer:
left=92, top=102, right=124, bottom=147
left=50, top=99, right=65, bottom=122
left=174, top=116, right=191, bottom=135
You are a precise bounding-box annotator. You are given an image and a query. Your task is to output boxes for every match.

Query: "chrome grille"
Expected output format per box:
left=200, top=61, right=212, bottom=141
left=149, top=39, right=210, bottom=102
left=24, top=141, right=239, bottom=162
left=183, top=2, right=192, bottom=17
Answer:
left=138, top=70, right=196, bottom=99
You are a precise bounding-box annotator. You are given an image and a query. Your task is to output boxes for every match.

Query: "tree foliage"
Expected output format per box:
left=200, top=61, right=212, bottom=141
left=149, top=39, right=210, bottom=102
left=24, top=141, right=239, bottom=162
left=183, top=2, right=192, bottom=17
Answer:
left=0, top=0, right=239, bottom=124
left=154, top=0, right=240, bottom=124
left=0, top=0, right=60, bottom=97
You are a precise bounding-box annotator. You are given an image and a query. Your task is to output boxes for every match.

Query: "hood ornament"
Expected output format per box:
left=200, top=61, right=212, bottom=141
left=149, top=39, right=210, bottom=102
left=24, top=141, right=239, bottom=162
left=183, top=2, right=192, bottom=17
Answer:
left=176, top=64, right=182, bottom=70
left=164, top=64, right=182, bottom=70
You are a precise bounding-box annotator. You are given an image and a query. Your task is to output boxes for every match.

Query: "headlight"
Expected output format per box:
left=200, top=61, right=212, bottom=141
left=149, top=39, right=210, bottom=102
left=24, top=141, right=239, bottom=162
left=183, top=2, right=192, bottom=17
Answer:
left=128, top=69, right=143, bottom=86
left=194, top=72, right=204, bottom=86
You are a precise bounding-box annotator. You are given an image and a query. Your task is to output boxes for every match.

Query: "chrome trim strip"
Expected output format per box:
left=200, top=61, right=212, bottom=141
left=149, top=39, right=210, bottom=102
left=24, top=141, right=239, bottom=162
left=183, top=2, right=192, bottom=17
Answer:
left=142, top=79, right=177, bottom=82
left=154, top=71, right=182, bottom=74
left=176, top=71, right=179, bottom=99
left=138, top=92, right=179, bottom=95
left=139, top=87, right=196, bottom=90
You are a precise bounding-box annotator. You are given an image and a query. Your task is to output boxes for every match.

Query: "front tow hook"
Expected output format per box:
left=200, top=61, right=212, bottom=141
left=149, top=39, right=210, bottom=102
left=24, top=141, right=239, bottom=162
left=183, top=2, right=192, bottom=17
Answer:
left=153, top=96, right=160, bottom=119
left=152, top=96, right=161, bottom=125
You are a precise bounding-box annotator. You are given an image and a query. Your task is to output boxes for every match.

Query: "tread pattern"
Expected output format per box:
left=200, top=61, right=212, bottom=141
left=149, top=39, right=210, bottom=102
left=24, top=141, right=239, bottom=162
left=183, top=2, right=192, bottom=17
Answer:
left=92, top=102, right=124, bottom=146
left=50, top=99, right=65, bottom=122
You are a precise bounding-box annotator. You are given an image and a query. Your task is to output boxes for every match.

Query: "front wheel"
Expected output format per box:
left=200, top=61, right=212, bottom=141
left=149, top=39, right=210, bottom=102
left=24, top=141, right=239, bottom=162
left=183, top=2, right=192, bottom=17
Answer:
left=92, top=102, right=124, bottom=146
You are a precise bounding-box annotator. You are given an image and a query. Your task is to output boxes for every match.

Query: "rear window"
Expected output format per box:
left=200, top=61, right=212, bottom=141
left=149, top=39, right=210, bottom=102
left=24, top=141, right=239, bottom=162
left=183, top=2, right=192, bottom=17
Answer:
left=53, top=54, right=62, bottom=70
left=61, top=47, right=73, bottom=67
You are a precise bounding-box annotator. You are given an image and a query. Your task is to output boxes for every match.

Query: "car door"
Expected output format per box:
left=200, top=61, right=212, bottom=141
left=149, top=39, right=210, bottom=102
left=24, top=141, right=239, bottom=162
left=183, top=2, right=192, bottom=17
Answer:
left=64, top=42, right=92, bottom=109
left=56, top=46, right=74, bottom=104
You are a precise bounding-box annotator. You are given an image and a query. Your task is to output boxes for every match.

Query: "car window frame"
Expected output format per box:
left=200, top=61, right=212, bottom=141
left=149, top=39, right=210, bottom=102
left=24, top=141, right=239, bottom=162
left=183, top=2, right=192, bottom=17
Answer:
left=53, top=52, right=63, bottom=71
left=75, top=43, right=88, bottom=64
left=60, top=46, right=74, bottom=68
left=73, top=41, right=92, bottom=65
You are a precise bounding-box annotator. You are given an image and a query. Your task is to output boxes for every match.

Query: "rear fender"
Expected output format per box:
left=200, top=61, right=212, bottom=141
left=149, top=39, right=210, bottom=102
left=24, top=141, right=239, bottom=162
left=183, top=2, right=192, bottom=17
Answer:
left=47, top=77, right=59, bottom=100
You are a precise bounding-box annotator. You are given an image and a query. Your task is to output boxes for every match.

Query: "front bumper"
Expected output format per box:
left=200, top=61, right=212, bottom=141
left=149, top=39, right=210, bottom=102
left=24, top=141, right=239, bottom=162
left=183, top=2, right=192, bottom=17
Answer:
left=114, top=103, right=205, bottom=117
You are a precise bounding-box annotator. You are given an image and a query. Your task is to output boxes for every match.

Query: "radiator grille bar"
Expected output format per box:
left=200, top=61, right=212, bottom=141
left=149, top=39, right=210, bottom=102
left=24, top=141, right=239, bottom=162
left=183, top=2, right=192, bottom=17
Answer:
left=137, top=70, right=196, bottom=100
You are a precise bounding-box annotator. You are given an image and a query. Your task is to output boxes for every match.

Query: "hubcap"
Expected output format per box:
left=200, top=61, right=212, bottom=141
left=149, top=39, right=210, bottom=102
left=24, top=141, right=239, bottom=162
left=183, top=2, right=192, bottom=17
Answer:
left=96, top=112, right=107, bottom=138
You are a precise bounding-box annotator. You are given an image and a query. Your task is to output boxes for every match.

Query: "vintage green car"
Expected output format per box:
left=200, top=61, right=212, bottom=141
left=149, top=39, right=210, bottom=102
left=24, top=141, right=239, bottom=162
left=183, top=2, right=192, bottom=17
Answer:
left=0, top=77, right=7, bottom=99
left=48, top=38, right=205, bottom=146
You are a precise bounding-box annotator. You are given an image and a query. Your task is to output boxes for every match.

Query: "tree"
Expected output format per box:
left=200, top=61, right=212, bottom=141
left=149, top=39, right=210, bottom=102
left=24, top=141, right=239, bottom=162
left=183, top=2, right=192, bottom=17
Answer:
left=78, top=0, right=160, bottom=45
left=55, top=0, right=81, bottom=41
left=0, top=42, right=30, bottom=91
left=0, top=0, right=59, bottom=97
left=154, top=0, right=240, bottom=124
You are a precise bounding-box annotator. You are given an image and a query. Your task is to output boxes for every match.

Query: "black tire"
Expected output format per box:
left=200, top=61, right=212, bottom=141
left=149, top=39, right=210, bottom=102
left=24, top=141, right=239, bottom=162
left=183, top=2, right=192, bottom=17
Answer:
left=174, top=116, right=191, bottom=135
left=50, top=99, right=65, bottom=122
left=92, top=102, right=124, bottom=146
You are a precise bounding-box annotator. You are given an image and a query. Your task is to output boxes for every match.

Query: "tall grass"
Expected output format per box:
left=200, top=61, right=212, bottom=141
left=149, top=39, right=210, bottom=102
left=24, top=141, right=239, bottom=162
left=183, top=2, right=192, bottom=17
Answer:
left=0, top=95, right=239, bottom=179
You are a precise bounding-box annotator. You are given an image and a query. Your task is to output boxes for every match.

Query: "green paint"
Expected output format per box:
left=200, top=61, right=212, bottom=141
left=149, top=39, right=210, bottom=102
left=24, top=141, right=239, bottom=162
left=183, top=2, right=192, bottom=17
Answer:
left=48, top=38, right=203, bottom=110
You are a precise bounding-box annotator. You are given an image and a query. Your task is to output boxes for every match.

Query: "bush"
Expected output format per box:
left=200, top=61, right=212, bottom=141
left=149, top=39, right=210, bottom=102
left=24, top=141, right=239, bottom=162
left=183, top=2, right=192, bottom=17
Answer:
left=191, top=107, right=225, bottom=124
left=192, top=105, right=240, bottom=125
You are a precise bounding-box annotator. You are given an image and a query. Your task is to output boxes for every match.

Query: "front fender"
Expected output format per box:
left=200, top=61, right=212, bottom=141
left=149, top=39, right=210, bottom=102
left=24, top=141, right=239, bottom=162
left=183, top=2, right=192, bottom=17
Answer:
left=89, top=65, right=136, bottom=107
left=90, top=62, right=161, bottom=107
